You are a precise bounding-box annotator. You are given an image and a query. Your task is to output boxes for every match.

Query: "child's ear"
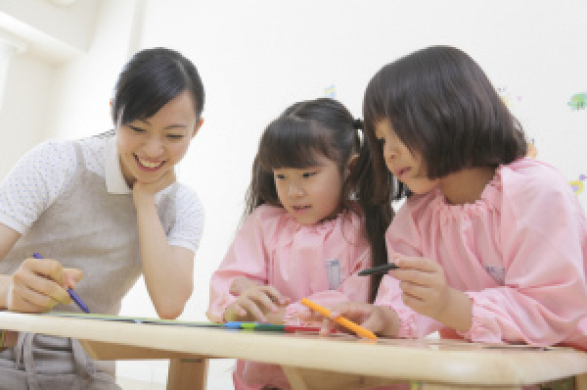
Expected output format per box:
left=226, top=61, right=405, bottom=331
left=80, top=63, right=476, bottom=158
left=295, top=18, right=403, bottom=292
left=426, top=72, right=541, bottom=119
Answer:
left=192, top=117, right=204, bottom=138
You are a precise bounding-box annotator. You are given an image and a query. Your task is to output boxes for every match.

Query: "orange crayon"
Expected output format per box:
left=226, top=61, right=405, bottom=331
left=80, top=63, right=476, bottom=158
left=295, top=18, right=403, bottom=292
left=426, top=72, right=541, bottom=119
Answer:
left=301, top=298, right=377, bottom=340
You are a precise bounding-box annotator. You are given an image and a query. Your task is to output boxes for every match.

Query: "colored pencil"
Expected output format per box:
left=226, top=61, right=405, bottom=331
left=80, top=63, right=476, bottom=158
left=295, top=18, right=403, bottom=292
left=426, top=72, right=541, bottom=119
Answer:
left=300, top=298, right=377, bottom=340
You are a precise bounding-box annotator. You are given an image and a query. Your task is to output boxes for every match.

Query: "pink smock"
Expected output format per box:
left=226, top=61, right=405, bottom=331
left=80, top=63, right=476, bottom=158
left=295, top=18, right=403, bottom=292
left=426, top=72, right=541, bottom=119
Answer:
left=375, top=158, right=587, bottom=350
left=207, top=204, right=372, bottom=389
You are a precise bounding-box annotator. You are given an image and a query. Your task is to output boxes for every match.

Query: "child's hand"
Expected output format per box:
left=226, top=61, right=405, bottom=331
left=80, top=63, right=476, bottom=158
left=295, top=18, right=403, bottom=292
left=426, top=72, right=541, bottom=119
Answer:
left=392, top=254, right=450, bottom=319
left=392, top=254, right=472, bottom=331
left=318, top=302, right=400, bottom=337
left=224, top=285, right=290, bottom=323
left=132, top=167, right=177, bottom=207
left=229, top=276, right=262, bottom=296
left=6, top=257, right=83, bottom=313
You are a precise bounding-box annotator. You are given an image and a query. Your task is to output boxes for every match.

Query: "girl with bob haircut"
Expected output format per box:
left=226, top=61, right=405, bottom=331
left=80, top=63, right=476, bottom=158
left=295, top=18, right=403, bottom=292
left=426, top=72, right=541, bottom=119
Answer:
left=0, top=47, right=206, bottom=389
left=207, top=98, right=392, bottom=389
left=322, top=46, right=587, bottom=352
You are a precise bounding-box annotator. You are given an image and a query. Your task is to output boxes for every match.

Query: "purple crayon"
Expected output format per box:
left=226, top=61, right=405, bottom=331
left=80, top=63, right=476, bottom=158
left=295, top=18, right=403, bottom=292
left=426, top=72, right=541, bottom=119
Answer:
left=32, top=253, right=90, bottom=313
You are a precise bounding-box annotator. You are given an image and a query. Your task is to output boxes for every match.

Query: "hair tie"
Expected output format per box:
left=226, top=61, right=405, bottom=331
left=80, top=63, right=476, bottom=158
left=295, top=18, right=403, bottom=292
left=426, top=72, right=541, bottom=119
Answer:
left=353, top=118, right=365, bottom=148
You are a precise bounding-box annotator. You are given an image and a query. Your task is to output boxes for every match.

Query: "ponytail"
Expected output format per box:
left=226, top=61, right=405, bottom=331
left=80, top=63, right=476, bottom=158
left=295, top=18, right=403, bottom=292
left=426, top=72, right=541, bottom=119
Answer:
left=345, top=125, right=395, bottom=303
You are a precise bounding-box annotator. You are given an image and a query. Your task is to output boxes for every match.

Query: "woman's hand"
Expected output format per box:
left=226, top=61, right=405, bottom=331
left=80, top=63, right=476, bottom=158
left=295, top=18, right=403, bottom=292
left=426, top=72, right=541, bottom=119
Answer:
left=224, top=285, right=290, bottom=323
left=392, top=254, right=472, bottom=332
left=132, top=167, right=176, bottom=208
left=131, top=166, right=194, bottom=319
left=318, top=302, right=400, bottom=337
left=5, top=257, right=82, bottom=313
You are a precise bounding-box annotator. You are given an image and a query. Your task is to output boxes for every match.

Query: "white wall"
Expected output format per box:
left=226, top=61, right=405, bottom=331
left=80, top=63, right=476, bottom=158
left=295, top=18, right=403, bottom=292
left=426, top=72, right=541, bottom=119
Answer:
left=0, top=53, right=53, bottom=173
left=137, top=0, right=587, bottom=315
left=46, top=0, right=141, bottom=140
left=0, top=0, right=122, bottom=174
left=1, top=0, right=586, bottom=388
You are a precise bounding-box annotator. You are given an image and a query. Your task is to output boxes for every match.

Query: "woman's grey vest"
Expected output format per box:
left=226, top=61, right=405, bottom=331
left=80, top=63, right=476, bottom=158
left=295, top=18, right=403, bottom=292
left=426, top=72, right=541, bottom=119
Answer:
left=0, top=140, right=177, bottom=389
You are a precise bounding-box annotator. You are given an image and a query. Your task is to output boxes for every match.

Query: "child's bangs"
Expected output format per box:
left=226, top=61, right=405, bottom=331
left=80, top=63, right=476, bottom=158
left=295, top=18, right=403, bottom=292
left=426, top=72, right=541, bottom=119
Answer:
left=258, top=117, right=330, bottom=171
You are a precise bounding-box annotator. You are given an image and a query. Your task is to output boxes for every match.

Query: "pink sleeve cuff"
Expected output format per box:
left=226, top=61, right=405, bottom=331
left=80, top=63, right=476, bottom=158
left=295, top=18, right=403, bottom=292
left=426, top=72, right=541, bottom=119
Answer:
left=208, top=293, right=238, bottom=323
left=456, top=292, right=503, bottom=343
left=375, top=303, right=418, bottom=338
left=393, top=305, right=418, bottom=338
left=283, top=303, right=314, bottom=327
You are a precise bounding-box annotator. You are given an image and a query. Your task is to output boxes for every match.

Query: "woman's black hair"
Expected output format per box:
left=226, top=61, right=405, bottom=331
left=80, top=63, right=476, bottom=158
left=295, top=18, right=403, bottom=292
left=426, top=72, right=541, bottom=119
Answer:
left=112, top=47, right=205, bottom=126
left=245, top=97, right=390, bottom=302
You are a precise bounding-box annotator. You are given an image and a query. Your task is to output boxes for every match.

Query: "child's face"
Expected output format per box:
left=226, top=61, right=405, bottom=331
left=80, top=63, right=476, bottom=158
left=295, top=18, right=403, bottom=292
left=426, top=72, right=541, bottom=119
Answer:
left=116, top=91, right=202, bottom=187
left=374, top=119, right=438, bottom=195
left=273, top=153, right=346, bottom=226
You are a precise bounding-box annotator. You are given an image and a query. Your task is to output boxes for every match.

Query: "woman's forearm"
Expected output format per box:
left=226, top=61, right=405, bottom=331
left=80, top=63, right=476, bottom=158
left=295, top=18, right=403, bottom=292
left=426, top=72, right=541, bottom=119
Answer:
left=135, top=199, right=194, bottom=319
left=0, top=274, right=10, bottom=310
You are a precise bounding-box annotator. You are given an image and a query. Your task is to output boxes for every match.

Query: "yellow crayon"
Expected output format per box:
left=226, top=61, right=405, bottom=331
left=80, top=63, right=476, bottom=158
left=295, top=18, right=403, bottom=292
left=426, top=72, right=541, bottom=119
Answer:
left=301, top=298, right=377, bottom=340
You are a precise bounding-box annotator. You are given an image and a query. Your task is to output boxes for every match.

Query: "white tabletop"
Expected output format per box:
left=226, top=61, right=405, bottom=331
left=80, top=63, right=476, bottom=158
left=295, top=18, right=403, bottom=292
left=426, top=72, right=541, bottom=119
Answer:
left=1, top=311, right=587, bottom=388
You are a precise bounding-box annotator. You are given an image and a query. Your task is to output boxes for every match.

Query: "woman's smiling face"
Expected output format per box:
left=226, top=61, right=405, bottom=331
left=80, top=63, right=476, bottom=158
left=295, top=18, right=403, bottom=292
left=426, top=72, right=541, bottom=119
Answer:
left=116, top=90, right=201, bottom=187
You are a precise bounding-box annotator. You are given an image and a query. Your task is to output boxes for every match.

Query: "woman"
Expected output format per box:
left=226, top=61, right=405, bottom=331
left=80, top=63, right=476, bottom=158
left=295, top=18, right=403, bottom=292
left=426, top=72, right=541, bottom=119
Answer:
left=0, top=47, right=206, bottom=389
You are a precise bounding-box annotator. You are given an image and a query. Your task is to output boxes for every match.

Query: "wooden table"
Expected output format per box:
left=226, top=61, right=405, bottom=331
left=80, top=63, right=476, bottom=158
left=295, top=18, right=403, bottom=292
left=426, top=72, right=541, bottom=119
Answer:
left=1, top=311, right=586, bottom=390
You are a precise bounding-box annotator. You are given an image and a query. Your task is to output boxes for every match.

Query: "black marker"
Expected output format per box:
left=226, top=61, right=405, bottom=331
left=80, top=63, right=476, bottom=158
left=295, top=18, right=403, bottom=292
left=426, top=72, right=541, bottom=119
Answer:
left=358, top=262, right=399, bottom=276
